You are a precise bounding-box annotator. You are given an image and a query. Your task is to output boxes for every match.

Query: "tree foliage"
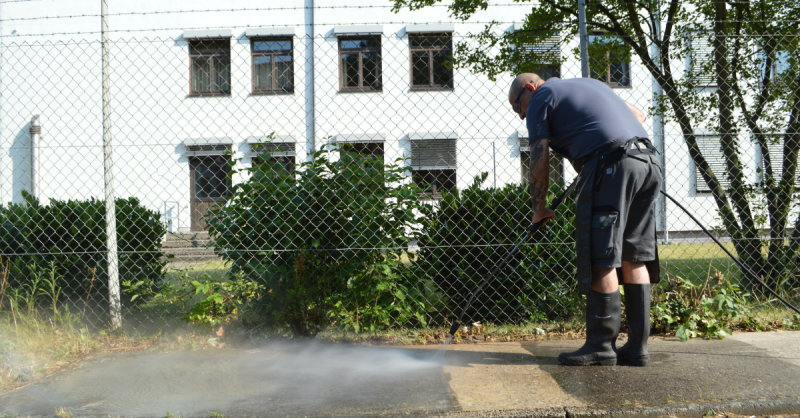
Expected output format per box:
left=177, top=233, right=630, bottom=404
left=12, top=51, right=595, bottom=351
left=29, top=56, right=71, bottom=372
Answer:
left=392, top=0, right=800, bottom=290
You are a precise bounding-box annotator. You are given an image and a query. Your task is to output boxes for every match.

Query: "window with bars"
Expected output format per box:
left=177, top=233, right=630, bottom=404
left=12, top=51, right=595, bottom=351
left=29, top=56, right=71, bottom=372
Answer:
left=516, top=35, right=562, bottom=80
left=251, top=38, right=294, bottom=94
left=409, top=33, right=453, bottom=89
left=589, top=34, right=630, bottom=87
left=190, top=155, right=232, bottom=200
left=694, top=135, right=729, bottom=193
left=252, top=142, right=296, bottom=172
left=339, top=36, right=382, bottom=91
left=189, top=39, right=231, bottom=95
left=688, top=34, right=717, bottom=88
left=411, top=139, right=457, bottom=197
left=757, top=135, right=800, bottom=189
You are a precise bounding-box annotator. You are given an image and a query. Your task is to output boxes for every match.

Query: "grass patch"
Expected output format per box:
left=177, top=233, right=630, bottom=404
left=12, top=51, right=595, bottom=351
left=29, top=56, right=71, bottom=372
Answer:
left=0, top=307, right=226, bottom=394
left=660, top=242, right=742, bottom=284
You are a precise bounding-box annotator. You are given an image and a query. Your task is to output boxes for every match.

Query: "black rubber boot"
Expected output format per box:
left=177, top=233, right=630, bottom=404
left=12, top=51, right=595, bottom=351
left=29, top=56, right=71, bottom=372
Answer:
left=617, top=283, right=651, bottom=367
left=558, top=289, right=620, bottom=366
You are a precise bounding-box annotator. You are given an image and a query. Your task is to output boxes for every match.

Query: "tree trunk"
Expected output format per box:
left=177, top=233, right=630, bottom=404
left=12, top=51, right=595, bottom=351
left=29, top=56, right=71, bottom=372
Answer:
left=774, top=71, right=800, bottom=287
left=713, top=1, right=765, bottom=286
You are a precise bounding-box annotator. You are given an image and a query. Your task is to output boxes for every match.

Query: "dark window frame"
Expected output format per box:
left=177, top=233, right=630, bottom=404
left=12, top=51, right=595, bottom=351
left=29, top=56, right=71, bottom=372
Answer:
left=189, top=155, right=232, bottom=201
left=589, top=34, right=631, bottom=88
left=250, top=37, right=295, bottom=95
left=188, top=38, right=232, bottom=96
left=413, top=169, right=456, bottom=198
left=338, top=35, right=383, bottom=92
left=339, top=142, right=385, bottom=162
left=409, top=32, right=454, bottom=90
left=251, top=142, right=297, bottom=173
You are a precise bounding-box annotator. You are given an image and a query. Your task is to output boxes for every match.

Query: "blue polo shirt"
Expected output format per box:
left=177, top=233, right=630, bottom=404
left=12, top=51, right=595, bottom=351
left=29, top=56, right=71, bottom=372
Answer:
left=526, top=77, right=648, bottom=161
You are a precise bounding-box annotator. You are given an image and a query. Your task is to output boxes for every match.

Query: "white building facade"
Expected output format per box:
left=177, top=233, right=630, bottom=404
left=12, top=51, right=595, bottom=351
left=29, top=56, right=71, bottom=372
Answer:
left=0, top=0, right=767, bottom=236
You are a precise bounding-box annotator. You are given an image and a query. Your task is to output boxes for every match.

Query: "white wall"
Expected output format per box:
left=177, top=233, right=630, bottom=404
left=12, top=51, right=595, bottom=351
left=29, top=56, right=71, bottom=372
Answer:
left=0, top=0, right=770, bottom=235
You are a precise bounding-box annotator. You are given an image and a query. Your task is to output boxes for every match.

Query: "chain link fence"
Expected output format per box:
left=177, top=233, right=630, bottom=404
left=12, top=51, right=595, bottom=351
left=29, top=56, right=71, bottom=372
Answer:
left=1, top=12, right=799, bottom=335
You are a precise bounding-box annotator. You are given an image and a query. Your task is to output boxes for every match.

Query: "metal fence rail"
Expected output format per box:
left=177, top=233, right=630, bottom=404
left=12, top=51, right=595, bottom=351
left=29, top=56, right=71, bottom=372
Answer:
left=1, top=12, right=799, bottom=333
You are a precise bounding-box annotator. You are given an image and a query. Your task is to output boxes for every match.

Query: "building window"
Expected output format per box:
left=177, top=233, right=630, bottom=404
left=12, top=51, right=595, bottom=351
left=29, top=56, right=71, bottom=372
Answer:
left=589, top=34, right=630, bottom=87
left=515, top=35, right=562, bottom=80
left=757, top=47, right=790, bottom=84
left=688, top=34, right=716, bottom=88
left=411, top=138, right=457, bottom=197
left=413, top=170, right=456, bottom=197
left=340, top=142, right=385, bottom=163
left=189, top=155, right=231, bottom=231
left=757, top=134, right=800, bottom=189
left=520, top=148, right=565, bottom=185
left=189, top=39, right=231, bottom=95
left=252, top=142, right=296, bottom=172
left=694, top=135, right=729, bottom=193
left=410, top=33, right=453, bottom=89
left=339, top=36, right=382, bottom=91
left=251, top=38, right=294, bottom=94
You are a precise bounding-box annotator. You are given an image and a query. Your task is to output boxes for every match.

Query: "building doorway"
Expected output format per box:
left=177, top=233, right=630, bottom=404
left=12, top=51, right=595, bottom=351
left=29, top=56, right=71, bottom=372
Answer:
left=189, top=155, right=231, bottom=231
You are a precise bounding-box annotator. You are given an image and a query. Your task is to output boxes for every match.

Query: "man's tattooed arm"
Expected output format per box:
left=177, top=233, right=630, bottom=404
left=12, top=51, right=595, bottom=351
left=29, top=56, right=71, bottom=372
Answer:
left=529, top=138, right=551, bottom=223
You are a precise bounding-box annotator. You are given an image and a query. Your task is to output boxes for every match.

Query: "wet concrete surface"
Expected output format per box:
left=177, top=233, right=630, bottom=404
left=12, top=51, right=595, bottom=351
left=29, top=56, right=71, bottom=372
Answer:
left=521, top=335, right=800, bottom=407
left=1, top=332, right=799, bottom=417
left=0, top=342, right=458, bottom=417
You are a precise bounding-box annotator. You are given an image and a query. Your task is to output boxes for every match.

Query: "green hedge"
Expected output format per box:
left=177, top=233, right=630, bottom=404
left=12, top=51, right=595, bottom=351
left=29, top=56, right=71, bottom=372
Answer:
left=208, top=144, right=439, bottom=335
left=0, top=191, right=167, bottom=300
left=415, top=173, right=580, bottom=324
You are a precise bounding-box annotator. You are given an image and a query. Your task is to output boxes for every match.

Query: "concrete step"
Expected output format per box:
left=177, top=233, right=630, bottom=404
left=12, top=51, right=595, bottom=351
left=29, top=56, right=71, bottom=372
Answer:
left=163, top=232, right=220, bottom=263
left=163, top=232, right=213, bottom=249
left=166, top=254, right=221, bottom=263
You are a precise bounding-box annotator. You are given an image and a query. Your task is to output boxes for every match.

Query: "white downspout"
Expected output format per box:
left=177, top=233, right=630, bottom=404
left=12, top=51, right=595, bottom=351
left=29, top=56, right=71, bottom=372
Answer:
left=30, top=115, right=39, bottom=199
left=304, top=0, right=315, bottom=157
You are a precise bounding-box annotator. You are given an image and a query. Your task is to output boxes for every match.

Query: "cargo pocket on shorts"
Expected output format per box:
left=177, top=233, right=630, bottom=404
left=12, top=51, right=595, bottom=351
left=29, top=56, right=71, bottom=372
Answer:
left=591, top=211, right=619, bottom=259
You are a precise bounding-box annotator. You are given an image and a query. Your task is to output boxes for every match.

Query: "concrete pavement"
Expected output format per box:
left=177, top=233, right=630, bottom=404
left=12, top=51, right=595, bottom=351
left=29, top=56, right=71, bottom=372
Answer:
left=1, top=331, right=798, bottom=417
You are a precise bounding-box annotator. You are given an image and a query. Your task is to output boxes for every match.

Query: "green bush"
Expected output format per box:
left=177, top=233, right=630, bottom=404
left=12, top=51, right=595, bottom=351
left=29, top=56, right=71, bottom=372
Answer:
left=125, top=271, right=264, bottom=327
left=0, top=191, right=167, bottom=301
left=414, top=172, right=580, bottom=324
left=651, top=273, right=752, bottom=341
left=207, top=143, right=437, bottom=336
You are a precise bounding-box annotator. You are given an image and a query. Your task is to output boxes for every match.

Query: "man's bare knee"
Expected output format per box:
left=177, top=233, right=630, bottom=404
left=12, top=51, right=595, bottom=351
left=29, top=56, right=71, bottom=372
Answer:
left=621, top=261, right=649, bottom=284
left=591, top=267, right=618, bottom=293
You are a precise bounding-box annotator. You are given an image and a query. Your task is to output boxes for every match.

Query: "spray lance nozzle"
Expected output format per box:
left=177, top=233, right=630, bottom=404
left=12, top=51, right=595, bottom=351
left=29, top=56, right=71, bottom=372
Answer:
left=448, top=319, right=461, bottom=337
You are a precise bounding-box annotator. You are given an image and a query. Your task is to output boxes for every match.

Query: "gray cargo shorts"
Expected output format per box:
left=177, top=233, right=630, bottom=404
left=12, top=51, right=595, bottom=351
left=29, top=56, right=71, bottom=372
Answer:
left=590, top=153, right=662, bottom=268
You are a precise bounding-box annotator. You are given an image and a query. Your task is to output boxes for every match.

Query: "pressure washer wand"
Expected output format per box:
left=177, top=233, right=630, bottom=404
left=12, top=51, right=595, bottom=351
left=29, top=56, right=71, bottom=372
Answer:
left=448, top=179, right=579, bottom=337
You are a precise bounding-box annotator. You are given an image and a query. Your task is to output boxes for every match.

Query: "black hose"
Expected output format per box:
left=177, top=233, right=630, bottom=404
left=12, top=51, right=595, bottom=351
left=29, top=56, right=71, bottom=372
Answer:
left=448, top=179, right=579, bottom=337
left=660, top=190, right=800, bottom=316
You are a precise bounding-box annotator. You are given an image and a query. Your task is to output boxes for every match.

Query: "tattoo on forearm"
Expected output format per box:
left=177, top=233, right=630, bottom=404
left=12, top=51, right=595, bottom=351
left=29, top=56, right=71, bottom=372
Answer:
left=528, top=139, right=549, bottom=216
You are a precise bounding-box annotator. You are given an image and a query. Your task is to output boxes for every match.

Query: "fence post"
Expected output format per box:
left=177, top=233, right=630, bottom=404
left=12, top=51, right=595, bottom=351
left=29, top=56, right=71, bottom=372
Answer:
left=578, top=0, right=589, bottom=78
left=651, top=1, right=669, bottom=244
left=101, top=0, right=121, bottom=329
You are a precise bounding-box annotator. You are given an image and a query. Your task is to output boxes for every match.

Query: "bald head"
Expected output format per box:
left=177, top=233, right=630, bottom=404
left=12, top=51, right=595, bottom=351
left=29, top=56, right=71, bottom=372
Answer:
left=508, top=73, right=543, bottom=105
